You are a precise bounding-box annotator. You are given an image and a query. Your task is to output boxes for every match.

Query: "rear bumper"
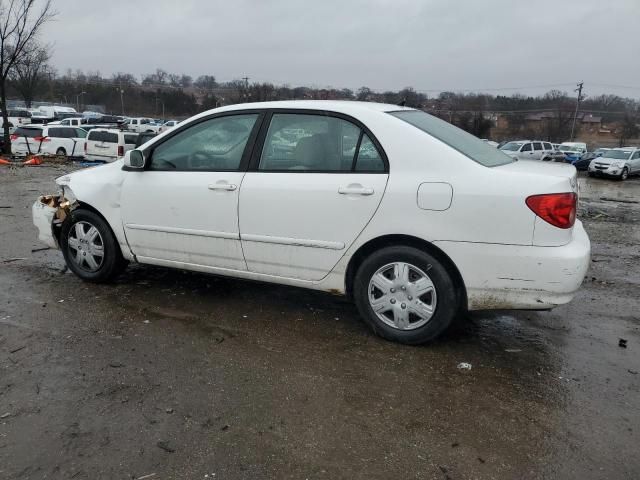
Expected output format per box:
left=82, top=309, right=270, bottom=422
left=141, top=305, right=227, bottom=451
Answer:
left=435, top=221, right=591, bottom=310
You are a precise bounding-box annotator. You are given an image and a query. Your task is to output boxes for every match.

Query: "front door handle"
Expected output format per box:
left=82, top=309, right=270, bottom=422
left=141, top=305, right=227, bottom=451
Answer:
left=208, top=182, right=237, bottom=191
left=338, top=185, right=374, bottom=196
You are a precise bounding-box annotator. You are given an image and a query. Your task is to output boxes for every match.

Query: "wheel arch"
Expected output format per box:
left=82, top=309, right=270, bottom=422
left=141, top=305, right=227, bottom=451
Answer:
left=345, top=234, right=468, bottom=310
left=55, top=201, right=125, bottom=256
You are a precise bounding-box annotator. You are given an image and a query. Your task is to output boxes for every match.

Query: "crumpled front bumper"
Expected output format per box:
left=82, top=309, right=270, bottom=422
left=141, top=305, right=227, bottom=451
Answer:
left=32, top=195, right=73, bottom=249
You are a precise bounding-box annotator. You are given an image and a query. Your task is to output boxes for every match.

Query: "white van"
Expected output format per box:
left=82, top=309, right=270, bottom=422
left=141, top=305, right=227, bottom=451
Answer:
left=84, top=129, right=137, bottom=162
left=37, top=105, right=78, bottom=120
left=11, top=125, right=88, bottom=157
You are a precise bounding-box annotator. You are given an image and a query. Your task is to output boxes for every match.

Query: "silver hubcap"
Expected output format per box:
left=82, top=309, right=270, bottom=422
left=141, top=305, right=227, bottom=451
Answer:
left=368, top=262, right=437, bottom=330
left=67, top=221, right=104, bottom=272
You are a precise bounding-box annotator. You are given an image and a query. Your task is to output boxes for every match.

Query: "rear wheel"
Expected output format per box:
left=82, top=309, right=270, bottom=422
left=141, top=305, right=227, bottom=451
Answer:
left=56, top=147, right=67, bottom=157
left=620, top=167, right=629, bottom=181
left=353, top=246, right=459, bottom=344
left=60, top=209, right=127, bottom=282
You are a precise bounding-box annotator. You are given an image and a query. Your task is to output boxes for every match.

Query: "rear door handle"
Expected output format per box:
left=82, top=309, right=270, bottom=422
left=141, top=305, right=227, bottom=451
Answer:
left=338, top=185, right=374, bottom=196
left=208, top=182, right=237, bottom=191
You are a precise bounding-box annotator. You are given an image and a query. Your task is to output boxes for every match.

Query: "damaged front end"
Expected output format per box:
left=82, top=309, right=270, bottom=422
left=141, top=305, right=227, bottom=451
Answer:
left=32, top=190, right=78, bottom=249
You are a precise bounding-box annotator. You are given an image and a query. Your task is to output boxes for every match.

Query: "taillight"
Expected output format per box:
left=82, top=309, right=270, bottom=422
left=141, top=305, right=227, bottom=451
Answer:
left=526, top=193, right=577, bottom=229
left=117, top=145, right=124, bottom=157
left=10, top=134, right=18, bottom=141
left=34, top=136, right=50, bottom=142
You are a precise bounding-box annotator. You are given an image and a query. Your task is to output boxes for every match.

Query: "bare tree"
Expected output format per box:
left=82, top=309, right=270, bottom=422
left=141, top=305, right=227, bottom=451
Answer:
left=9, top=44, right=49, bottom=107
left=0, top=0, right=56, bottom=154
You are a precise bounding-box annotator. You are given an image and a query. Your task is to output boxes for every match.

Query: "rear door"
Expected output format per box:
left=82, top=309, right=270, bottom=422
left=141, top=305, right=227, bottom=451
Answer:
left=239, top=110, right=388, bottom=281
left=86, top=130, right=119, bottom=161
left=532, top=142, right=544, bottom=160
left=11, top=126, right=43, bottom=155
left=631, top=151, right=640, bottom=173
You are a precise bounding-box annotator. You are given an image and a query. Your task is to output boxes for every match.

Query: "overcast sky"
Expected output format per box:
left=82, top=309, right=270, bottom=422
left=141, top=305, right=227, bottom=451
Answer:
left=40, top=0, right=640, bottom=98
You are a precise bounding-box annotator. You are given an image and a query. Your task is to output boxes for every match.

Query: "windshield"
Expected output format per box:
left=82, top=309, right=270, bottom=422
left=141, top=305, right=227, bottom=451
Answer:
left=389, top=110, right=514, bottom=167
left=500, top=142, right=524, bottom=151
left=560, top=145, right=580, bottom=152
left=602, top=150, right=633, bottom=160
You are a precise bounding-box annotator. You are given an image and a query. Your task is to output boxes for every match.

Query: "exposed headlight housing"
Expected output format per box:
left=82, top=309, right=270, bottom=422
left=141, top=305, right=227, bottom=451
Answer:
left=612, top=161, right=625, bottom=168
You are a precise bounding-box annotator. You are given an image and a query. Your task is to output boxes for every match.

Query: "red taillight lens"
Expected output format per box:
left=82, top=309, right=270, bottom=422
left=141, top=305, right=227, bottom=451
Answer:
left=10, top=134, right=18, bottom=141
left=117, top=145, right=124, bottom=157
left=34, top=136, right=50, bottom=142
left=526, top=193, right=577, bottom=229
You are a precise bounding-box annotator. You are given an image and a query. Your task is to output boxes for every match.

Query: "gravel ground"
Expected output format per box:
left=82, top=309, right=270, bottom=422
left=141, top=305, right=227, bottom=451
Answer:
left=0, top=164, right=639, bottom=479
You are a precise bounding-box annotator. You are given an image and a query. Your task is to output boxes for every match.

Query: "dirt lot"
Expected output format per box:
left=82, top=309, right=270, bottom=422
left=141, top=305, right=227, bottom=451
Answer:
left=1, top=164, right=639, bottom=480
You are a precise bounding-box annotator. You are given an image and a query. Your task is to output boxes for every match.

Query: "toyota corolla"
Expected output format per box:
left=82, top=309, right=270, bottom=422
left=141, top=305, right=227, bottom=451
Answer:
left=32, top=101, right=590, bottom=344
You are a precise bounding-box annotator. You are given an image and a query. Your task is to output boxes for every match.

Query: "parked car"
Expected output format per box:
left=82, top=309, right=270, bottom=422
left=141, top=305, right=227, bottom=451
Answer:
left=593, top=148, right=611, bottom=157
left=124, top=117, right=160, bottom=133
left=134, top=131, right=156, bottom=148
left=158, top=120, right=180, bottom=133
left=558, top=142, right=587, bottom=162
left=588, top=148, right=640, bottom=180
left=7, top=108, right=32, bottom=127
left=572, top=152, right=598, bottom=171
left=32, top=101, right=590, bottom=345
left=37, top=105, right=78, bottom=121
left=499, top=140, right=555, bottom=161
left=12, top=125, right=87, bottom=157
left=84, top=128, right=137, bottom=163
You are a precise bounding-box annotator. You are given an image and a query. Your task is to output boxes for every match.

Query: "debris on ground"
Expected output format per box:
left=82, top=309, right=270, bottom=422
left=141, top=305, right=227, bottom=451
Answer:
left=619, top=339, right=628, bottom=348
left=2, top=258, right=27, bottom=264
left=505, top=348, right=522, bottom=353
left=156, top=441, right=175, bottom=453
left=1, top=412, right=11, bottom=419
left=457, top=362, right=472, bottom=371
left=599, top=197, right=639, bottom=204
left=629, top=370, right=638, bottom=375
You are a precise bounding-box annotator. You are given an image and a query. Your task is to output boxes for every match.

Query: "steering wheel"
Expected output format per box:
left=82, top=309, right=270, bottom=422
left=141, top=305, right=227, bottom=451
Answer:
left=188, top=150, right=224, bottom=170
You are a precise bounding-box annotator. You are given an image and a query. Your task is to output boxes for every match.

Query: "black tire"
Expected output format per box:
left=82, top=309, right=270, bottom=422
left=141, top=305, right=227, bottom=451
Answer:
left=56, top=147, right=67, bottom=157
left=353, top=246, right=460, bottom=345
left=60, top=209, right=127, bottom=283
left=620, top=167, right=628, bottom=181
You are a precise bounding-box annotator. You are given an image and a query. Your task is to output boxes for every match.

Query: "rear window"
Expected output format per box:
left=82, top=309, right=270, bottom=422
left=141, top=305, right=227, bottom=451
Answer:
left=88, top=131, right=119, bottom=143
left=14, top=127, right=42, bottom=138
left=9, top=110, right=31, bottom=117
left=389, top=110, right=514, bottom=167
left=124, top=134, right=138, bottom=144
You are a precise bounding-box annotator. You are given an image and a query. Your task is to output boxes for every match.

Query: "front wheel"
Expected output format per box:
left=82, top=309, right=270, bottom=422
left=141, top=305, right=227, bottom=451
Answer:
left=620, top=167, right=629, bottom=181
left=60, top=209, right=127, bottom=282
left=353, top=246, right=460, bottom=345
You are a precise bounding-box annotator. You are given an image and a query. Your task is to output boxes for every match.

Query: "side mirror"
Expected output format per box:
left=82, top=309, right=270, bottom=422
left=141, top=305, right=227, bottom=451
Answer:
left=123, top=149, right=145, bottom=169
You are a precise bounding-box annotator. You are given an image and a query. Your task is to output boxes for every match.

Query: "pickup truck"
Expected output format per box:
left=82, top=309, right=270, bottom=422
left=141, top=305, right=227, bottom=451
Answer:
left=123, top=117, right=161, bottom=133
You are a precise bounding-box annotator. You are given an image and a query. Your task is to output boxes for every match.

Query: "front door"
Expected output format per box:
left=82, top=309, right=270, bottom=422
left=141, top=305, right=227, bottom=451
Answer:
left=239, top=111, right=388, bottom=281
left=120, top=112, right=262, bottom=270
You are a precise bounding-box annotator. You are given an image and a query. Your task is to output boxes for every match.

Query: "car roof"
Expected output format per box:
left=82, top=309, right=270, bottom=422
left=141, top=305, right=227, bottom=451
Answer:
left=90, top=128, right=123, bottom=133
left=214, top=100, right=415, bottom=115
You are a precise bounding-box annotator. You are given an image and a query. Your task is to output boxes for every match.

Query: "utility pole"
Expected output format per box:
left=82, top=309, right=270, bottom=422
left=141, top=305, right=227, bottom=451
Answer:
left=570, top=81, right=584, bottom=141
left=242, top=76, right=249, bottom=102
left=119, top=83, right=125, bottom=116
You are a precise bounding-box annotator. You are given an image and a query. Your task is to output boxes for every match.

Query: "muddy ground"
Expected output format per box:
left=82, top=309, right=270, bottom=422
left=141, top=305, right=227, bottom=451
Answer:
left=0, top=164, right=639, bottom=480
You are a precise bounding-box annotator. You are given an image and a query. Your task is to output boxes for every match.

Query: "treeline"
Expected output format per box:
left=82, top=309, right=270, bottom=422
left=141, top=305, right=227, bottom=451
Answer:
left=7, top=67, right=640, bottom=136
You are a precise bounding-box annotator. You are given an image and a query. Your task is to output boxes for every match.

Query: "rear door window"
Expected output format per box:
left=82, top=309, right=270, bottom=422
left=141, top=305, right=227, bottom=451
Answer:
left=48, top=128, right=65, bottom=138
left=124, top=134, right=138, bottom=144
left=259, top=113, right=383, bottom=172
left=533, top=142, right=543, bottom=151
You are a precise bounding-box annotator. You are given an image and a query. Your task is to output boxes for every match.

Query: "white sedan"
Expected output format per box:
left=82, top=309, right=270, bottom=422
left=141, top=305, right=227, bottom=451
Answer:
left=32, top=101, right=590, bottom=344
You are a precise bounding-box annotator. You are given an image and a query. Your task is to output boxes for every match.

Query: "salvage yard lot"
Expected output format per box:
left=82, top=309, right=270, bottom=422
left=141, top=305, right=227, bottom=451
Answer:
left=1, top=165, right=639, bottom=479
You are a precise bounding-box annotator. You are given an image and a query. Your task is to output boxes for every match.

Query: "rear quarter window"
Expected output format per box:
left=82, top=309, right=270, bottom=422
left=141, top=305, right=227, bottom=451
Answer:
left=14, top=127, right=42, bottom=138
left=389, top=110, right=514, bottom=167
left=124, top=134, right=138, bottom=144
